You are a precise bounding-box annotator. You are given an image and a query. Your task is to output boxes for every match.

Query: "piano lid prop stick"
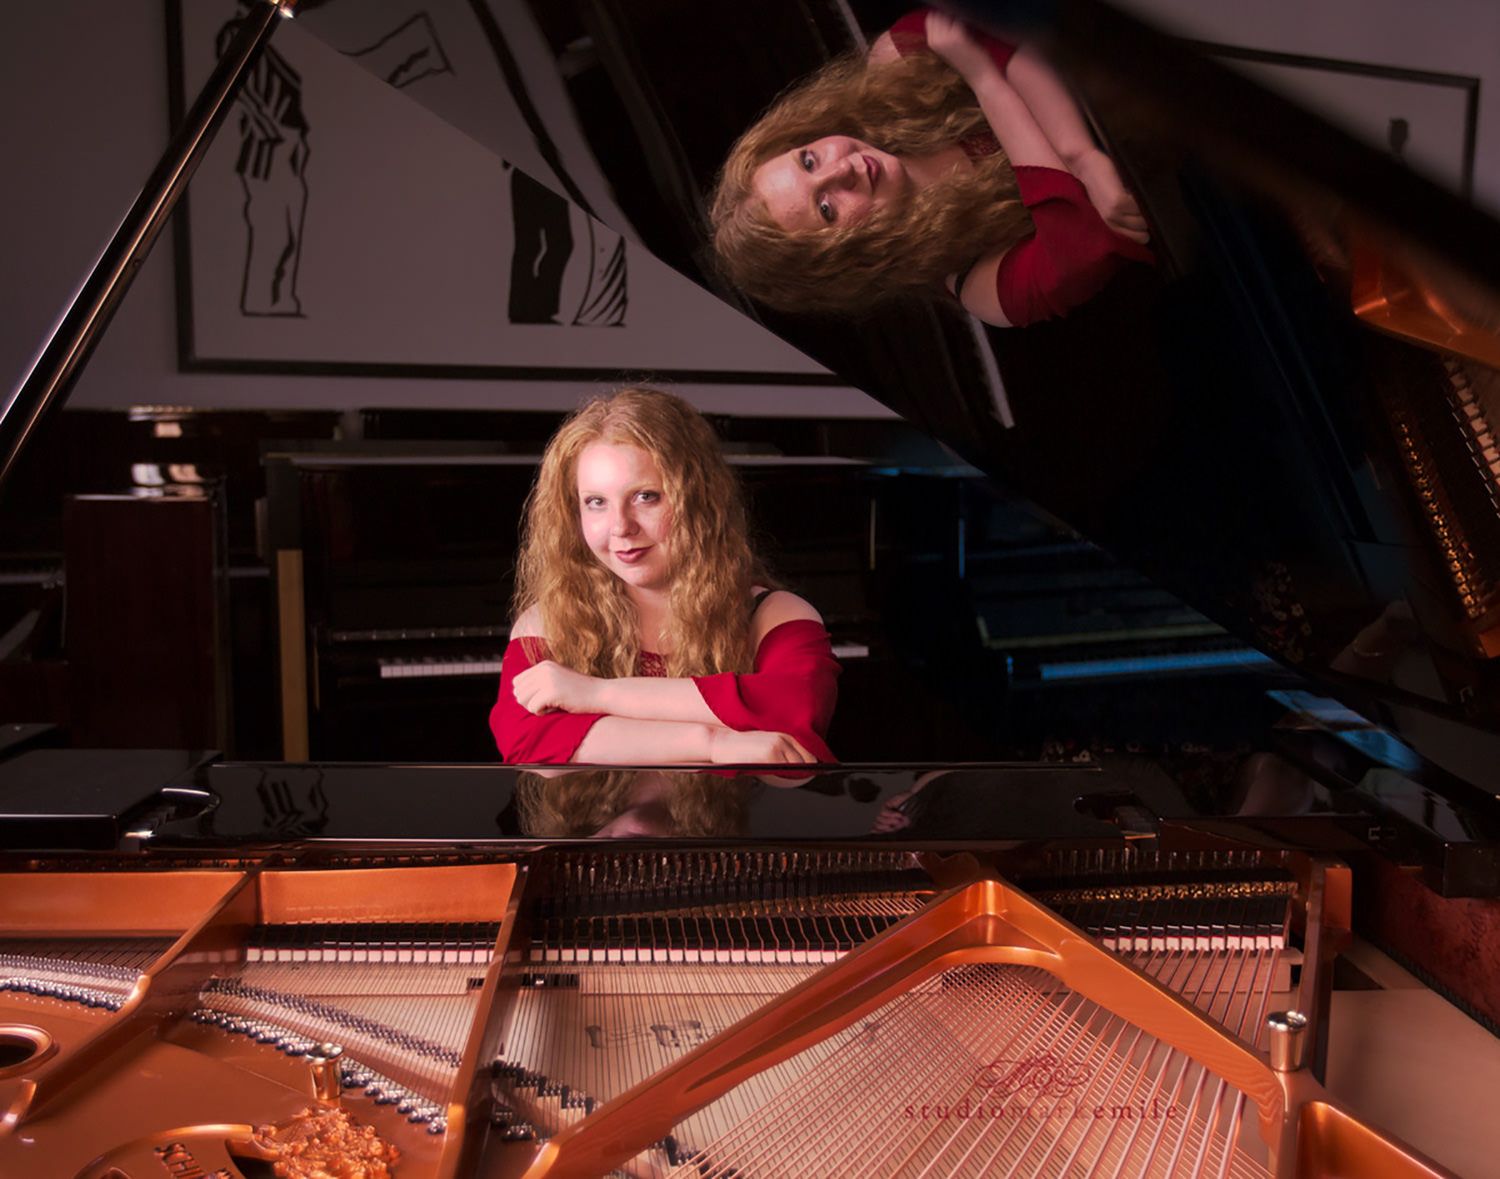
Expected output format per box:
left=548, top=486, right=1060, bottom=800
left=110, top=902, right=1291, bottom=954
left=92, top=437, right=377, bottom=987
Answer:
left=0, top=0, right=293, bottom=492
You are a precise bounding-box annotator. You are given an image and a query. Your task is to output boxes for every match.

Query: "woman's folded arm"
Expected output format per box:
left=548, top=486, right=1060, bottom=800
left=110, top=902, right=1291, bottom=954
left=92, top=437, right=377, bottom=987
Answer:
left=692, top=620, right=841, bottom=763
left=884, top=8, right=1017, bottom=73
left=591, top=675, right=720, bottom=726
left=490, top=638, right=608, bottom=764
left=491, top=603, right=840, bottom=763
left=959, top=166, right=1154, bottom=326
left=570, top=716, right=719, bottom=765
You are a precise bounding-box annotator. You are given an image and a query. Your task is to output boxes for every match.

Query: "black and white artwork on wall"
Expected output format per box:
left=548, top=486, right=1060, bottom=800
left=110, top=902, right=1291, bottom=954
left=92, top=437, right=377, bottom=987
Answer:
left=166, top=0, right=832, bottom=384
left=1203, top=43, right=1479, bottom=198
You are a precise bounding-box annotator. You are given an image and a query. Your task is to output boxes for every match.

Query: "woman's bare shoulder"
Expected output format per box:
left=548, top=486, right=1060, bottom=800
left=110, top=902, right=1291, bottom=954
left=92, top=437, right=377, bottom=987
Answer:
left=951, top=248, right=1014, bottom=327
left=510, top=604, right=546, bottom=640
left=868, top=31, right=902, bottom=65
left=751, top=589, right=823, bottom=644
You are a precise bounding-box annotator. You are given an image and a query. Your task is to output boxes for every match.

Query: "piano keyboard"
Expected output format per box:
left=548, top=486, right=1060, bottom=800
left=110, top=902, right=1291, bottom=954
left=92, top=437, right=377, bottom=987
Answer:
left=376, top=643, right=868, bottom=680
left=379, top=654, right=505, bottom=680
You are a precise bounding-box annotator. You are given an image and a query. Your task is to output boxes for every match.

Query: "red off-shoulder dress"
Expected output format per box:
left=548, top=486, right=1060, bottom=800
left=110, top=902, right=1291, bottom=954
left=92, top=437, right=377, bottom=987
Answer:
left=888, top=8, right=1153, bottom=324
left=489, top=619, right=840, bottom=764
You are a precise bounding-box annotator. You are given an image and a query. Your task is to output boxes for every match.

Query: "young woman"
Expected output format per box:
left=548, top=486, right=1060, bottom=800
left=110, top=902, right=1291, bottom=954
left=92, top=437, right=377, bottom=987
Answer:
left=489, top=387, right=839, bottom=765
left=710, top=8, right=1152, bottom=326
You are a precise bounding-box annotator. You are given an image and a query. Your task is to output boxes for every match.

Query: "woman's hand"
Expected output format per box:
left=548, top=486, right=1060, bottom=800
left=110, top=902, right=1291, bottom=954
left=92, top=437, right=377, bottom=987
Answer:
left=511, top=660, right=603, bottom=715
left=1073, top=149, right=1150, bottom=244
left=869, top=769, right=947, bottom=834
left=709, top=728, right=815, bottom=765
left=870, top=803, right=913, bottom=834
left=924, top=11, right=1003, bottom=87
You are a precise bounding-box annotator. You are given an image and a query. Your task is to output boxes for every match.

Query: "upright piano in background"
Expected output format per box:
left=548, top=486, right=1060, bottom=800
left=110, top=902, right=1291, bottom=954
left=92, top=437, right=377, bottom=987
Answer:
left=263, top=445, right=884, bottom=761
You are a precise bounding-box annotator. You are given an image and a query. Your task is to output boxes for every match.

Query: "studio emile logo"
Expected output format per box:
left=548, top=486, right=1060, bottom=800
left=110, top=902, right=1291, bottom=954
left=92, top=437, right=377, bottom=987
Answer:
left=976, top=1053, right=1092, bottom=1099
left=901, top=1053, right=1182, bottom=1123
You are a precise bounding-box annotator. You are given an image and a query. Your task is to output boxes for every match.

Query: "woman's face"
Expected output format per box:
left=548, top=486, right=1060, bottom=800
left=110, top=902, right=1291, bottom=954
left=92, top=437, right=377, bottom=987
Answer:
left=751, top=135, right=911, bottom=232
left=576, top=441, right=673, bottom=592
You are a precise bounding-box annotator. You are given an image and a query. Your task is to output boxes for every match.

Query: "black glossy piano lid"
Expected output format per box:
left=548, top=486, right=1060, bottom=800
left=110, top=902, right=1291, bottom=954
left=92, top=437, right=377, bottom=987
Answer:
left=127, top=752, right=1461, bottom=852
left=0, top=728, right=1414, bottom=891
left=2, top=733, right=1497, bottom=890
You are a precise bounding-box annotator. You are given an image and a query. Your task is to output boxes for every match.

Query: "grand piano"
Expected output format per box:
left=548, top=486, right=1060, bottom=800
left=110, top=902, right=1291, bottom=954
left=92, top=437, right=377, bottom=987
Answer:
left=4, top=0, right=1500, bottom=1176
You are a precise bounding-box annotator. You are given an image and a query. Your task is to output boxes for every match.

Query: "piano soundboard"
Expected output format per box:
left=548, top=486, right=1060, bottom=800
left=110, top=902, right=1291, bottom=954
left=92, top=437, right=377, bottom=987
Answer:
left=0, top=844, right=1455, bottom=1179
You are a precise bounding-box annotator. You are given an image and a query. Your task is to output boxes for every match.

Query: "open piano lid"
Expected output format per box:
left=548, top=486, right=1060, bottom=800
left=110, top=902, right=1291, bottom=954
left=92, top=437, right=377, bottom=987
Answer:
left=262, top=0, right=1500, bottom=781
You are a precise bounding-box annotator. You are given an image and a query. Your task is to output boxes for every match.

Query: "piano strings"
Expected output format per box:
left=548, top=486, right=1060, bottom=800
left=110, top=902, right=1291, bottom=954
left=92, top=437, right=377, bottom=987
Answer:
left=670, top=965, right=1273, bottom=1178
left=0, top=855, right=1448, bottom=1178
left=496, top=854, right=933, bottom=1158
left=0, top=935, right=172, bottom=1010
left=194, top=921, right=501, bottom=1130
left=497, top=853, right=1366, bottom=1178
left=506, top=878, right=1296, bottom=1177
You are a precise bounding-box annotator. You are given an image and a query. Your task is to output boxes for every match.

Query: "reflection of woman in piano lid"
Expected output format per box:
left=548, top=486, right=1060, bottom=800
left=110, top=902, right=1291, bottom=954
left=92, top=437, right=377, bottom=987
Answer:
left=490, top=387, right=840, bottom=765
left=513, top=770, right=753, bottom=837
left=709, top=8, right=1151, bottom=327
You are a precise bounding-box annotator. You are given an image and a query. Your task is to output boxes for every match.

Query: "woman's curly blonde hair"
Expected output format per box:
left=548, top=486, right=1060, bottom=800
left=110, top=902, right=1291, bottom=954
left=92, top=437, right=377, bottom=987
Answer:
left=514, top=769, right=754, bottom=838
left=513, top=387, right=772, bottom=678
left=710, top=50, right=1031, bottom=315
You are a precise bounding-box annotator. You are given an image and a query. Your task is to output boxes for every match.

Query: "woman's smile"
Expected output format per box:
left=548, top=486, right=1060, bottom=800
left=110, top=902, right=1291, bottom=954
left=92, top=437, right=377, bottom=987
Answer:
left=577, top=441, right=673, bottom=592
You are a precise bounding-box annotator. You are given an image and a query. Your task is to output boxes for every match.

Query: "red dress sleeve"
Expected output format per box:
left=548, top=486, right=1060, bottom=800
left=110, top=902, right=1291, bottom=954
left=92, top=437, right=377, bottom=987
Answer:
left=994, top=165, right=1155, bottom=325
left=692, top=620, right=841, bottom=763
left=887, top=8, right=1017, bottom=73
left=489, top=638, right=606, bottom=764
